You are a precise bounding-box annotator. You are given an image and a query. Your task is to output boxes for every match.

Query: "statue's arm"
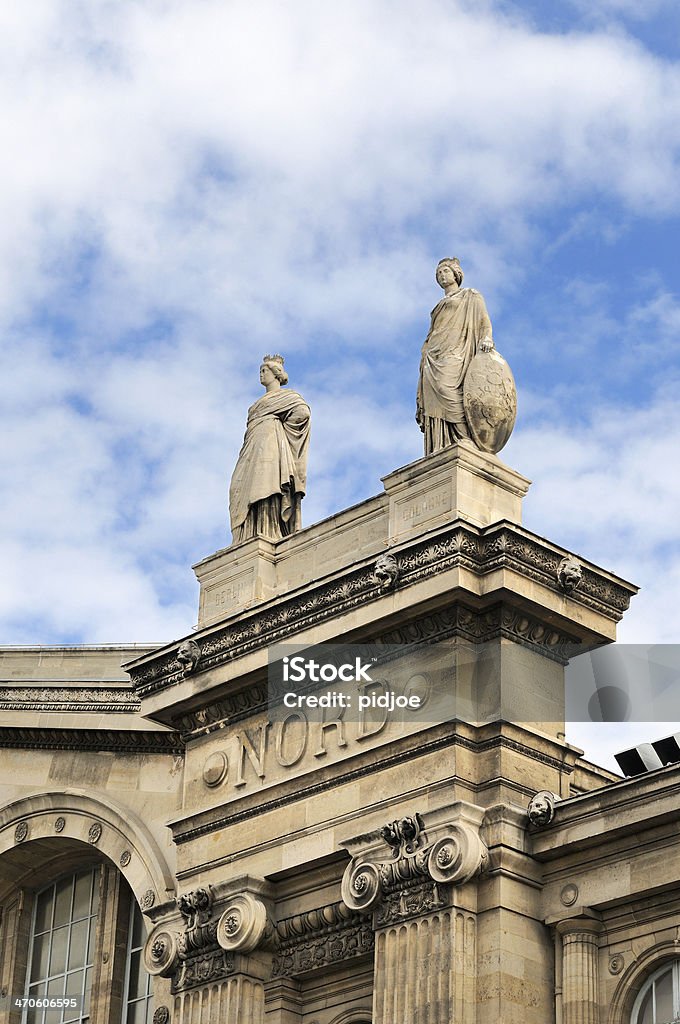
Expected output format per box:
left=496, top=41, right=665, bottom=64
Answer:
left=476, top=292, right=494, bottom=352
left=283, top=399, right=311, bottom=426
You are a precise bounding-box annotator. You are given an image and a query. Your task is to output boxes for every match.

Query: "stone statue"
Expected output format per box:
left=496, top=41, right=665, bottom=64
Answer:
left=229, top=356, right=311, bottom=544
left=416, top=257, right=516, bottom=455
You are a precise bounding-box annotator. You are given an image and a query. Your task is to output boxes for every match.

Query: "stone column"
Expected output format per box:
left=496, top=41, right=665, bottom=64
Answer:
left=341, top=802, right=487, bottom=1024
left=264, top=979, right=303, bottom=1024
left=144, top=881, right=275, bottom=1024
left=556, top=918, right=603, bottom=1024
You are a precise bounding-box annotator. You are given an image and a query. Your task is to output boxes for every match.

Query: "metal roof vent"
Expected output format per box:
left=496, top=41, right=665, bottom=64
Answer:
left=614, top=732, right=680, bottom=777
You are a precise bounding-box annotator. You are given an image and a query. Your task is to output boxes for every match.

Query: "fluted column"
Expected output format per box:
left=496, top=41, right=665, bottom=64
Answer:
left=341, top=802, right=487, bottom=1024
left=556, top=918, right=603, bottom=1024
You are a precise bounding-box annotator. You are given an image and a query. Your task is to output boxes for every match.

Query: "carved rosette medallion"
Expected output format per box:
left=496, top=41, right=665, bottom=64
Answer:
left=54, top=816, right=66, bottom=833
left=609, top=954, right=625, bottom=975
left=152, top=1009, right=170, bottom=1024
left=141, top=890, right=156, bottom=910
left=216, top=894, right=271, bottom=953
left=560, top=883, right=579, bottom=907
left=120, top=850, right=132, bottom=868
left=14, top=821, right=29, bottom=843
left=88, top=822, right=102, bottom=845
left=144, top=930, right=180, bottom=977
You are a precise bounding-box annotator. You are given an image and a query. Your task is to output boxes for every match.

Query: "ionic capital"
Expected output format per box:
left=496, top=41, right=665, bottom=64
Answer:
left=340, top=802, right=488, bottom=917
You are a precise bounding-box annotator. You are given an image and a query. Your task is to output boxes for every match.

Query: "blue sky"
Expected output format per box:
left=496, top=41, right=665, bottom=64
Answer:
left=1, top=0, right=679, bottom=768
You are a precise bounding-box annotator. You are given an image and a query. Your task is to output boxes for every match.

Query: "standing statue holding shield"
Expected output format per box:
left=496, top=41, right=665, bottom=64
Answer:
left=416, top=257, right=516, bottom=455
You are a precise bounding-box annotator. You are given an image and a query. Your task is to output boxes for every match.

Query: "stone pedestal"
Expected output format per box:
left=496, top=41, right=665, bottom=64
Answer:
left=382, top=441, right=530, bottom=542
left=557, top=917, right=603, bottom=1024
left=194, top=537, right=277, bottom=627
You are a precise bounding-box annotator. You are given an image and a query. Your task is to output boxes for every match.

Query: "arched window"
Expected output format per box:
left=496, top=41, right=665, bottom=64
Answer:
left=631, top=962, right=680, bottom=1024
left=24, top=867, right=99, bottom=1023
left=21, top=866, right=153, bottom=1024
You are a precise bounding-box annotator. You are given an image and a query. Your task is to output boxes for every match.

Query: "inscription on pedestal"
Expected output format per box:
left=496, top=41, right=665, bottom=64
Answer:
left=206, top=569, right=254, bottom=616
left=394, top=483, right=451, bottom=536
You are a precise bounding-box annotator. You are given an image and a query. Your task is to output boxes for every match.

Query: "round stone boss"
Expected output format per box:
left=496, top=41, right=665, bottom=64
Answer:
left=203, top=750, right=228, bottom=787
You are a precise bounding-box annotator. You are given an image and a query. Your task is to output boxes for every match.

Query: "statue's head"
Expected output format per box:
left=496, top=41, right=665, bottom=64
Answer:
left=436, top=257, right=463, bottom=288
left=260, top=354, right=289, bottom=385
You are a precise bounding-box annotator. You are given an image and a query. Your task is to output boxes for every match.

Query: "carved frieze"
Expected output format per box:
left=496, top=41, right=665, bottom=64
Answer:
left=0, top=685, right=140, bottom=712
left=272, top=900, right=374, bottom=979
left=0, top=726, right=183, bottom=754
left=129, top=522, right=635, bottom=698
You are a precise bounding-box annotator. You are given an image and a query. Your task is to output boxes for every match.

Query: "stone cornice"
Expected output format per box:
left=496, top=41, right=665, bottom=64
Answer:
left=170, top=601, right=580, bottom=741
left=127, top=521, right=635, bottom=699
left=0, top=685, right=140, bottom=713
left=0, top=726, right=183, bottom=755
left=531, top=764, right=680, bottom=860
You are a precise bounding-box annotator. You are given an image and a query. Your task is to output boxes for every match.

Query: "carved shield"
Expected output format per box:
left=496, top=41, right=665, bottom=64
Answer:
left=463, top=348, right=517, bottom=454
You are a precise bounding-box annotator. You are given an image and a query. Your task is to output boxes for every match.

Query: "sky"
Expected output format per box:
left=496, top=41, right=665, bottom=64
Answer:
left=1, top=0, right=679, bottom=770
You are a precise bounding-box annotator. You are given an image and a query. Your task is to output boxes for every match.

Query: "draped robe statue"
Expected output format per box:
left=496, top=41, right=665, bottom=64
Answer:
left=416, top=257, right=494, bottom=455
left=229, top=357, right=311, bottom=544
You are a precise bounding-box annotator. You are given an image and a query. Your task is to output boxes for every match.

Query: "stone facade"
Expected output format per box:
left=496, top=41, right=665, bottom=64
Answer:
left=1, top=442, right=676, bottom=1024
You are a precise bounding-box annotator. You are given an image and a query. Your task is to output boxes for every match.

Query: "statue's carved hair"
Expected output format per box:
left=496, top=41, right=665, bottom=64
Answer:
left=437, top=257, right=463, bottom=287
left=262, top=355, right=289, bottom=385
